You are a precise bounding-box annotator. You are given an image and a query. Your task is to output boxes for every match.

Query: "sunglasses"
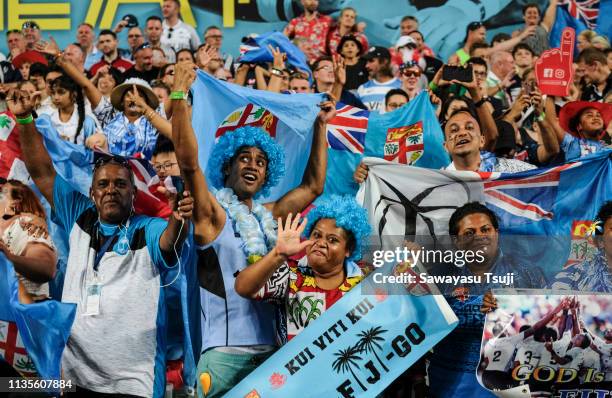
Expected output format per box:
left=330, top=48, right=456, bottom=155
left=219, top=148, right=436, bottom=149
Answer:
left=467, top=22, right=484, bottom=31
left=167, top=27, right=173, bottom=39
left=128, top=34, right=143, bottom=39
left=92, top=154, right=131, bottom=172
left=134, top=42, right=152, bottom=53
left=21, top=21, right=39, bottom=30
left=402, top=69, right=421, bottom=78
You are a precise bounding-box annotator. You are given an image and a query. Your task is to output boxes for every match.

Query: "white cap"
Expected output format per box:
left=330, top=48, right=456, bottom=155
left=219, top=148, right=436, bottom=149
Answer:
left=395, top=35, right=417, bottom=49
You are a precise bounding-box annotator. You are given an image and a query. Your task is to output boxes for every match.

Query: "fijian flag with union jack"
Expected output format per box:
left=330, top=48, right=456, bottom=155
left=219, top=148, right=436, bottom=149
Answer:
left=481, top=163, right=580, bottom=225
left=551, top=0, right=611, bottom=48
left=326, top=104, right=369, bottom=154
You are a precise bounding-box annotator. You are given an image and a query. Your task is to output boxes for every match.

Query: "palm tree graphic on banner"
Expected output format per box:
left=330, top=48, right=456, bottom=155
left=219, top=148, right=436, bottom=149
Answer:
left=332, top=344, right=367, bottom=392
left=356, top=327, right=389, bottom=372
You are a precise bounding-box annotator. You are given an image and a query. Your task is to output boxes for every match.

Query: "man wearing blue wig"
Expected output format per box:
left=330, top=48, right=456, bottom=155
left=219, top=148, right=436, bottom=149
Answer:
left=235, top=195, right=371, bottom=341
left=171, top=62, right=336, bottom=397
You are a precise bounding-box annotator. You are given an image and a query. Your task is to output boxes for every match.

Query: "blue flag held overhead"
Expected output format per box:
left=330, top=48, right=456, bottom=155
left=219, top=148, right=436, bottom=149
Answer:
left=191, top=71, right=325, bottom=201
left=324, top=92, right=450, bottom=196
left=239, top=31, right=312, bottom=79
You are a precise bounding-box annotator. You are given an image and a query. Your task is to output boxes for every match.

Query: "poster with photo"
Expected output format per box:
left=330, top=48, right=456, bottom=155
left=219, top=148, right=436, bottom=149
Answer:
left=477, top=290, right=611, bottom=397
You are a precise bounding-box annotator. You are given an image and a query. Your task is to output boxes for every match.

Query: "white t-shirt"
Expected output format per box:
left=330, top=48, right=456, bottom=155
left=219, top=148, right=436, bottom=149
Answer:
left=161, top=19, right=200, bottom=54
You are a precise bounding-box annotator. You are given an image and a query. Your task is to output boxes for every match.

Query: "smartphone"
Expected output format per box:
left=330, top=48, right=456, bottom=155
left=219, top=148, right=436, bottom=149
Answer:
left=170, top=176, right=185, bottom=210
left=523, top=80, right=536, bottom=95
left=442, top=65, right=473, bottom=83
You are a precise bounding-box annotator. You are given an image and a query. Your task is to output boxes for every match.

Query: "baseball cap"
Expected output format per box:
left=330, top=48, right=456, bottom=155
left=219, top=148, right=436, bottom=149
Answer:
left=363, top=46, right=391, bottom=61
left=395, top=36, right=417, bottom=49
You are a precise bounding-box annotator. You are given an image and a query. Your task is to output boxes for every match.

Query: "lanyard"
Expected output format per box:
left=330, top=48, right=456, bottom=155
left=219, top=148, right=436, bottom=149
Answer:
left=93, top=230, right=120, bottom=272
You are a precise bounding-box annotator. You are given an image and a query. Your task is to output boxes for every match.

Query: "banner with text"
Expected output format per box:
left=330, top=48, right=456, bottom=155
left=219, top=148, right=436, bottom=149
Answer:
left=225, top=266, right=458, bottom=398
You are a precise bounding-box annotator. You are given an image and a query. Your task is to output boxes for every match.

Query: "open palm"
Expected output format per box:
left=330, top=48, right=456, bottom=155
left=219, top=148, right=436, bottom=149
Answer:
left=275, top=213, right=312, bottom=258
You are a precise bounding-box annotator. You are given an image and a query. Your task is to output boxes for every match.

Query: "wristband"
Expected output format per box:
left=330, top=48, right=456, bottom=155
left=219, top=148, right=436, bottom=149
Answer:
left=474, top=97, right=488, bottom=108
left=536, top=112, right=546, bottom=122
left=429, top=81, right=438, bottom=91
left=15, top=114, right=34, bottom=125
left=170, top=91, right=187, bottom=100
left=270, top=68, right=285, bottom=77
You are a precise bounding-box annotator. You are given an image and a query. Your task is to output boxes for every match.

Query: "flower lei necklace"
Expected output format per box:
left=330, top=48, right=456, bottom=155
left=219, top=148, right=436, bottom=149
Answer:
left=214, top=187, right=277, bottom=264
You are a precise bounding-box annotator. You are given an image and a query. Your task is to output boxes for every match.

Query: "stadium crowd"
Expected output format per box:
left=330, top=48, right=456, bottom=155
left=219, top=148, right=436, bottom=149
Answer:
left=0, top=0, right=611, bottom=397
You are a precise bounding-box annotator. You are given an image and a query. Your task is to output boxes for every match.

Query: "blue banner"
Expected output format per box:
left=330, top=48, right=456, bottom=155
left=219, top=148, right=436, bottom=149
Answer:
left=225, top=267, right=457, bottom=398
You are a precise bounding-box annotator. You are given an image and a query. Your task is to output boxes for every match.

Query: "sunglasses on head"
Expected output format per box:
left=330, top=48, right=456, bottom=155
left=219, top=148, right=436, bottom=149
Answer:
left=467, top=22, right=484, bottom=31
left=134, top=42, right=152, bottom=53
left=22, top=21, right=39, bottom=30
left=92, top=154, right=131, bottom=172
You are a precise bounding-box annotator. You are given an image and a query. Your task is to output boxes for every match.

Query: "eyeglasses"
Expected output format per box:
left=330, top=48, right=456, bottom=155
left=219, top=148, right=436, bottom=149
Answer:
left=315, top=65, right=333, bottom=72
left=153, top=162, right=178, bottom=172
left=474, top=71, right=487, bottom=78
left=402, top=70, right=421, bottom=78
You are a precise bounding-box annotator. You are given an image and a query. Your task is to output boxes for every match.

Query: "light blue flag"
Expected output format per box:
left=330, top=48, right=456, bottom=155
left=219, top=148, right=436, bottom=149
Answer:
left=239, top=31, right=312, bottom=79
left=225, top=264, right=458, bottom=397
left=0, top=253, right=76, bottom=380
left=191, top=71, right=325, bottom=201
left=324, top=92, right=450, bottom=197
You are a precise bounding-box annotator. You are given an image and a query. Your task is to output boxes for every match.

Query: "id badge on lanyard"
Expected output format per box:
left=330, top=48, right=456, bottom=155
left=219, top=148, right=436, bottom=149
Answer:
left=84, top=271, right=103, bottom=316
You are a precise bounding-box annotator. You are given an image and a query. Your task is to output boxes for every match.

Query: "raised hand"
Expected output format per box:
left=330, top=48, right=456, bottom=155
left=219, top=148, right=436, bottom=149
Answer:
left=535, top=27, right=575, bottom=96
left=333, top=54, right=346, bottom=87
left=316, top=100, right=337, bottom=123
left=172, top=61, right=197, bottom=93
left=196, top=44, right=216, bottom=69
left=275, top=213, right=312, bottom=258
left=124, top=85, right=147, bottom=113
left=34, top=36, right=60, bottom=57
left=268, top=45, right=286, bottom=71
left=158, top=187, right=194, bottom=222
left=6, top=89, right=35, bottom=117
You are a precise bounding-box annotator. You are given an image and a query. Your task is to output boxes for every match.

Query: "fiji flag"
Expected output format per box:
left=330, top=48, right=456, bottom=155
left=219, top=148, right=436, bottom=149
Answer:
left=550, top=0, right=612, bottom=49
left=358, top=150, right=612, bottom=280
left=191, top=71, right=325, bottom=201
left=324, top=92, right=450, bottom=196
left=0, top=253, right=76, bottom=380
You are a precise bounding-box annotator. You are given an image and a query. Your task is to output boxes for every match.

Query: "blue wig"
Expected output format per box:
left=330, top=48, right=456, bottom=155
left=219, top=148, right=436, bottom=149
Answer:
left=303, top=195, right=371, bottom=262
left=207, top=126, right=285, bottom=199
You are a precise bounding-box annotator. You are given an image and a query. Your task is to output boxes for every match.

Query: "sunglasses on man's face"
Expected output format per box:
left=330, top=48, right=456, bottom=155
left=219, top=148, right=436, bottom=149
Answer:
left=402, top=69, right=421, bottom=78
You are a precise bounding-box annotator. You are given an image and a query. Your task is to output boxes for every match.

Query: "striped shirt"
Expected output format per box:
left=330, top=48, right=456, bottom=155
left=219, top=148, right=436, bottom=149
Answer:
left=356, top=78, right=401, bottom=113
